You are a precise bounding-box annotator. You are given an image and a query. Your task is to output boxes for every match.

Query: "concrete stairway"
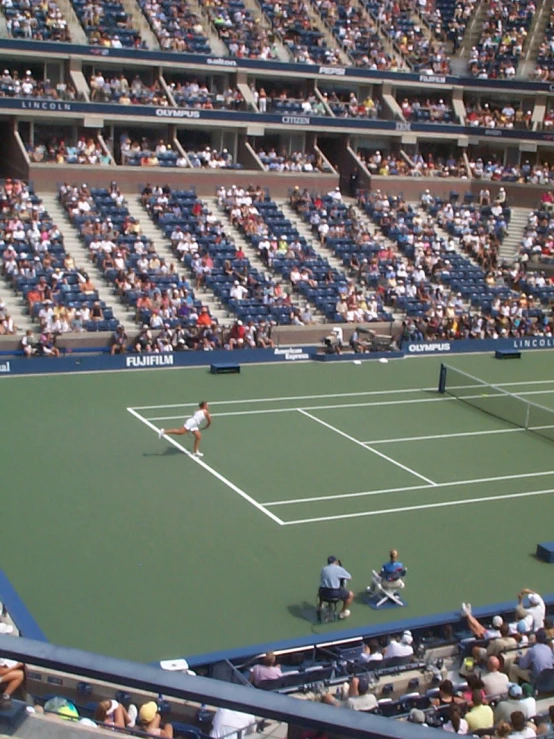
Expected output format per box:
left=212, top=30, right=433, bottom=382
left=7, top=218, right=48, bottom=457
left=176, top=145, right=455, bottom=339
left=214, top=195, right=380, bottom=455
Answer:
left=281, top=201, right=345, bottom=275
left=518, top=0, right=550, bottom=78
left=39, top=192, right=124, bottom=322
left=350, top=0, right=408, bottom=70
left=187, top=0, right=229, bottom=56
left=295, top=0, right=351, bottom=65
left=0, top=285, right=33, bottom=333
left=55, top=0, right=88, bottom=44
left=456, top=0, right=488, bottom=67
left=121, top=0, right=160, bottom=49
left=241, top=0, right=292, bottom=61
left=499, top=206, right=529, bottom=263
left=130, top=197, right=229, bottom=325
left=213, top=198, right=326, bottom=320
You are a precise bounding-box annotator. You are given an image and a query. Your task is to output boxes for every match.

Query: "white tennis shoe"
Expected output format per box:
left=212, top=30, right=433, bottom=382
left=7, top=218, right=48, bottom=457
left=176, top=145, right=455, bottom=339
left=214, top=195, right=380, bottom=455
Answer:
left=193, top=451, right=204, bottom=457
left=158, top=428, right=165, bottom=439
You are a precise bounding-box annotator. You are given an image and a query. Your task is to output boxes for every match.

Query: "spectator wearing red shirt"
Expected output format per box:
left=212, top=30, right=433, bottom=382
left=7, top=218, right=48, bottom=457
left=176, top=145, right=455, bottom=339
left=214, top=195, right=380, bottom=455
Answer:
left=228, top=320, right=245, bottom=349
left=196, top=306, right=212, bottom=327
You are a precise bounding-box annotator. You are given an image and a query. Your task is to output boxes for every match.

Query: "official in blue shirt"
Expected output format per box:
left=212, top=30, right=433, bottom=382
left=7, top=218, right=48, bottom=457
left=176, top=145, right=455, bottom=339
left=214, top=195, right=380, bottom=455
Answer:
left=381, top=549, right=407, bottom=583
left=318, top=556, right=354, bottom=620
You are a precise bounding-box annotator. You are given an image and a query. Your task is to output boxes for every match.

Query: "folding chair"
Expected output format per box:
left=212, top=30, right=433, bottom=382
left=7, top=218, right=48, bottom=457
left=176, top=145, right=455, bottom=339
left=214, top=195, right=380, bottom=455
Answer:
left=367, top=570, right=406, bottom=608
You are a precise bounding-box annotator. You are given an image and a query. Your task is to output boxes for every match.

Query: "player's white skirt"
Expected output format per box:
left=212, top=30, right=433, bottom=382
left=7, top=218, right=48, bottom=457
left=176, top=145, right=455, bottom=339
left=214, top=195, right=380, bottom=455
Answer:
left=184, top=418, right=200, bottom=432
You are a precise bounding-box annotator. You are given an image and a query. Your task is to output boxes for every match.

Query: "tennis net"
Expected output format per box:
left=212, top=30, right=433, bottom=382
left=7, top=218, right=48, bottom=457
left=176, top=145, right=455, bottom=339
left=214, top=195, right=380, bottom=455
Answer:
left=438, top=364, right=554, bottom=443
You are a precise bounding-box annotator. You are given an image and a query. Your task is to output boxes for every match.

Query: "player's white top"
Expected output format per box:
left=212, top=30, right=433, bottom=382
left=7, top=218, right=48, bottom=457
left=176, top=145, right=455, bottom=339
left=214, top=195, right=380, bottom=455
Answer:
left=184, top=408, right=207, bottom=431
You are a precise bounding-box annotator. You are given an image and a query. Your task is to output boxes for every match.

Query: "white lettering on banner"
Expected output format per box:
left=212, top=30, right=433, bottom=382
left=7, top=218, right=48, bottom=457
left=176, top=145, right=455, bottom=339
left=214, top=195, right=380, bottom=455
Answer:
left=418, top=74, right=446, bottom=84
left=485, top=130, right=502, bottom=137
left=206, top=58, right=237, bottom=67
left=155, top=108, right=201, bottom=119
left=281, top=115, right=310, bottom=125
left=318, top=66, right=346, bottom=76
left=512, top=337, right=554, bottom=349
left=21, top=101, right=72, bottom=111
left=395, top=121, right=412, bottom=132
left=125, top=355, right=175, bottom=368
left=407, top=343, right=451, bottom=353
left=274, top=347, right=310, bottom=361
left=0, top=360, right=11, bottom=373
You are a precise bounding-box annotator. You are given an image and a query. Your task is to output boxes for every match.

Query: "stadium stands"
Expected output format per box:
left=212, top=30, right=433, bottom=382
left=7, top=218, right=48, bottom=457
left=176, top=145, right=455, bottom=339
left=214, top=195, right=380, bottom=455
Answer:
left=144, top=184, right=297, bottom=326
left=205, top=0, right=278, bottom=60
left=0, top=180, right=117, bottom=337
left=58, top=182, right=210, bottom=332
left=139, top=0, right=211, bottom=52
left=1, top=0, right=70, bottom=41
left=71, top=0, right=144, bottom=47
left=89, top=71, right=169, bottom=105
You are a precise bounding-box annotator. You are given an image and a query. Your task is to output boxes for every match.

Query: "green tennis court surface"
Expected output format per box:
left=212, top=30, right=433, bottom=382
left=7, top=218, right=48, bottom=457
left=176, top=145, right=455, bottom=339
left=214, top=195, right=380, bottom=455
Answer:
left=2, top=352, right=554, bottom=663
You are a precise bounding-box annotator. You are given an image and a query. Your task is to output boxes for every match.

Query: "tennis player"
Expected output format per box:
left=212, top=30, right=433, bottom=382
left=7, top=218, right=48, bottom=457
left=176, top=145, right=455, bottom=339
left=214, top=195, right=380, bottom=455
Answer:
left=158, top=401, right=212, bottom=457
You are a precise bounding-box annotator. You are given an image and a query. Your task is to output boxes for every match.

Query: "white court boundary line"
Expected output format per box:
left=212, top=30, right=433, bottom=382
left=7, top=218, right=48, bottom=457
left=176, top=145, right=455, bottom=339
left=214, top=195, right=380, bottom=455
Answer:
left=127, top=408, right=284, bottom=526
left=144, top=387, right=554, bottom=421
left=265, top=469, right=554, bottom=507
left=298, top=409, right=437, bottom=486
left=361, top=424, right=554, bottom=445
left=131, top=378, right=554, bottom=412
left=279, top=487, right=554, bottom=526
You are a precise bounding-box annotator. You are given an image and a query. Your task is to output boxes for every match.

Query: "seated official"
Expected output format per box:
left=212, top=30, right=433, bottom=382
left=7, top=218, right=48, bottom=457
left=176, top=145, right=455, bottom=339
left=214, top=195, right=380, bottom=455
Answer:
left=318, top=556, right=354, bottom=620
left=367, top=549, right=406, bottom=595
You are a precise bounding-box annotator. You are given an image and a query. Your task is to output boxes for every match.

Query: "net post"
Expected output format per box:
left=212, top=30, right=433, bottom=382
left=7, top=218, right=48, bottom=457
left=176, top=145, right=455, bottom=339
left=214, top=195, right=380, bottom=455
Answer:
left=438, top=363, right=447, bottom=394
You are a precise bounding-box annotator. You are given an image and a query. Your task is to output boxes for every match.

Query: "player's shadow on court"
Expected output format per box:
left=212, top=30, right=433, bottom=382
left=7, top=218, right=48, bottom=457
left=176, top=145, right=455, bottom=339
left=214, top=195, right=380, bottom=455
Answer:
left=142, top=447, right=182, bottom=458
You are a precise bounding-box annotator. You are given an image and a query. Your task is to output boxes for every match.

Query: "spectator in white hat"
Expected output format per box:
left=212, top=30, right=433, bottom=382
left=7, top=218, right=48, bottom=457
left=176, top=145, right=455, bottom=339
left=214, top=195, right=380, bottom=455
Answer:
left=384, top=631, right=414, bottom=659
left=518, top=589, right=545, bottom=631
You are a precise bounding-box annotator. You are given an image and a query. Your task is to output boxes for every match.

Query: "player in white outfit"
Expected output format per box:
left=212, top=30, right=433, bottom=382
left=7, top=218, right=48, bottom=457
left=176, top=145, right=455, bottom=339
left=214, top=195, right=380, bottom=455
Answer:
left=159, top=401, right=212, bottom=457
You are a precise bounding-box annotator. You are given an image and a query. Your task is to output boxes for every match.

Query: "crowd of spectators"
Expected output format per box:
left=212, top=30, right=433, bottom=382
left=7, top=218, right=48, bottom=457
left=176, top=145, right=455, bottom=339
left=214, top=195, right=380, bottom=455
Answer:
left=363, top=0, right=451, bottom=73
left=326, top=91, right=382, bottom=118
left=400, top=96, right=454, bottom=123
left=0, top=70, right=78, bottom=100
left=119, top=136, right=185, bottom=167
left=465, top=101, right=533, bottom=129
left=535, top=4, right=554, bottom=81
left=2, top=0, right=70, bottom=41
left=72, top=0, right=144, bottom=48
left=359, top=151, right=413, bottom=176
left=171, top=81, right=245, bottom=110
left=257, top=149, right=330, bottom=172
left=89, top=72, right=169, bottom=106
left=204, top=0, right=278, bottom=60
left=254, top=87, right=327, bottom=115
left=138, top=0, right=210, bottom=53
left=468, top=159, right=554, bottom=184
left=468, top=0, right=532, bottom=79
left=260, top=0, right=341, bottom=65
left=26, top=135, right=110, bottom=165
left=313, top=0, right=400, bottom=70
left=187, top=147, right=238, bottom=169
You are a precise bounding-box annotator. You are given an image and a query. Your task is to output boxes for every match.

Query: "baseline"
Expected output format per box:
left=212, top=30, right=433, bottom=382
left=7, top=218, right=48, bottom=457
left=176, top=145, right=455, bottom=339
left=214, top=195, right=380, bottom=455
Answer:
left=361, top=425, right=554, bottom=445
left=265, top=469, right=554, bottom=507
left=126, top=408, right=284, bottom=526
left=280, top=487, right=554, bottom=526
left=144, top=387, right=554, bottom=422
left=131, top=378, right=554, bottom=412
left=297, top=409, right=436, bottom=486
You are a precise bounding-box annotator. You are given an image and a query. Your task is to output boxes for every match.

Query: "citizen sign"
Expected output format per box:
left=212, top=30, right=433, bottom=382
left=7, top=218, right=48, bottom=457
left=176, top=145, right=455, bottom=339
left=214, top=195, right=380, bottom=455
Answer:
left=126, top=355, right=175, bottom=368
left=281, top=115, right=310, bottom=125
left=155, top=108, right=201, bottom=119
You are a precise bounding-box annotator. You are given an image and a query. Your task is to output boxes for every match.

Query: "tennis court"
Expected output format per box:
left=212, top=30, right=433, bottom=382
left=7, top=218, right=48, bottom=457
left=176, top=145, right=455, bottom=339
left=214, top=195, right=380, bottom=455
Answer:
left=2, top=351, right=554, bottom=663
